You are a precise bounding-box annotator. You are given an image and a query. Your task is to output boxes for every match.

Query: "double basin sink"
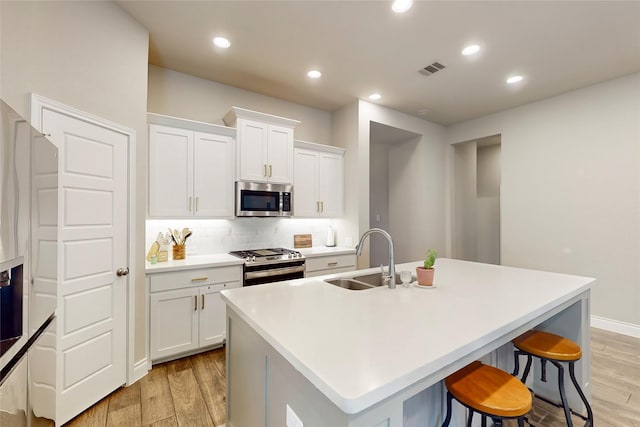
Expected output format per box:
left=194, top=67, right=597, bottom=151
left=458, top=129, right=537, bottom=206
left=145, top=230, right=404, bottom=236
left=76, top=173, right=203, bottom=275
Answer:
left=325, top=272, right=404, bottom=290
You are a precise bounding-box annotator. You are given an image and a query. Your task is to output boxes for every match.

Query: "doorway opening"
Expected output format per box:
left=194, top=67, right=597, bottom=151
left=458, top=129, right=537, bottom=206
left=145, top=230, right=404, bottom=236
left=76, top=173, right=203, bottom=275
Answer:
left=369, top=121, right=421, bottom=267
left=452, top=134, right=501, bottom=264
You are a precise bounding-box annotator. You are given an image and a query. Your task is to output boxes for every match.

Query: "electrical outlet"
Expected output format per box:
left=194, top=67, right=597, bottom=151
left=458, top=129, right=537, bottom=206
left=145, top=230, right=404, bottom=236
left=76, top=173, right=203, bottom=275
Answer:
left=286, top=404, right=303, bottom=427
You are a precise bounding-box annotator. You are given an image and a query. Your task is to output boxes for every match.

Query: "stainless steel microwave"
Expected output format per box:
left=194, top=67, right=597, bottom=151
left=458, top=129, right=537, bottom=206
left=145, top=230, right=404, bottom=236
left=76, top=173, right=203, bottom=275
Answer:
left=235, top=181, right=293, bottom=217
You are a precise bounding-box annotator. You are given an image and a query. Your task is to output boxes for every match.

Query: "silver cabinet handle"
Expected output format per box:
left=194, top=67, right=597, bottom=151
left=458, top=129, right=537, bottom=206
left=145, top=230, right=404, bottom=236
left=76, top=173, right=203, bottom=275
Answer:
left=195, top=196, right=199, bottom=212
left=191, top=277, right=208, bottom=282
left=201, top=294, right=205, bottom=310
left=194, top=295, right=198, bottom=311
left=264, top=164, right=268, bottom=177
left=116, top=268, right=129, bottom=277
left=269, top=164, right=272, bottom=177
left=189, top=196, right=193, bottom=212
left=316, top=201, right=320, bottom=212
left=328, top=261, right=338, bottom=266
left=321, top=201, right=324, bottom=213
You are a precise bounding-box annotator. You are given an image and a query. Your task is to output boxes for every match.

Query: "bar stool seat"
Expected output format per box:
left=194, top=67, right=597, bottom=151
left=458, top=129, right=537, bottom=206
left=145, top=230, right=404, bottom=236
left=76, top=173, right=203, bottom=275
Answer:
left=442, top=361, right=531, bottom=427
left=513, top=330, right=582, bottom=361
left=512, top=330, right=593, bottom=427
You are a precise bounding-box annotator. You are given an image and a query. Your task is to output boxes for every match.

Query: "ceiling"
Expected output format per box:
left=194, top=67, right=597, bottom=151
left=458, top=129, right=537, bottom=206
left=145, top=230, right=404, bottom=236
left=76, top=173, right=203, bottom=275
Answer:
left=117, top=1, right=640, bottom=126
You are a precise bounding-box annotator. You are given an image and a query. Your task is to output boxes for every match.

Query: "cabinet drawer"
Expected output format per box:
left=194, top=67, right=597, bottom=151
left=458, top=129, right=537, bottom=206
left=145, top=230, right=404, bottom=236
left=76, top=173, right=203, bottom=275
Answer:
left=305, top=254, right=356, bottom=273
left=150, top=265, right=242, bottom=293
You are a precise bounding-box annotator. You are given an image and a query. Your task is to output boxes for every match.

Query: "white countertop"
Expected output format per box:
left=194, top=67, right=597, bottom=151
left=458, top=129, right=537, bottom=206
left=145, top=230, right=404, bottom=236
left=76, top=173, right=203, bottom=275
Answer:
left=220, top=258, right=594, bottom=414
left=145, top=246, right=354, bottom=273
left=145, top=253, right=243, bottom=274
left=297, top=246, right=356, bottom=257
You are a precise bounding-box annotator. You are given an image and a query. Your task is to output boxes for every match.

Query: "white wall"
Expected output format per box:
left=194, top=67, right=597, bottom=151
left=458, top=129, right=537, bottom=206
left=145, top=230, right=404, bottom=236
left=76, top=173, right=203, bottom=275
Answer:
left=0, top=1, right=149, bottom=363
left=453, top=142, right=477, bottom=261
left=148, top=65, right=332, bottom=145
left=448, top=73, right=640, bottom=326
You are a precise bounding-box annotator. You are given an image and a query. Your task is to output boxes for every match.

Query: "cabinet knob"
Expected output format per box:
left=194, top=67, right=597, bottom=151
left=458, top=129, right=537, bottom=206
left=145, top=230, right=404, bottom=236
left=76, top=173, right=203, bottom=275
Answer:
left=116, top=267, right=129, bottom=277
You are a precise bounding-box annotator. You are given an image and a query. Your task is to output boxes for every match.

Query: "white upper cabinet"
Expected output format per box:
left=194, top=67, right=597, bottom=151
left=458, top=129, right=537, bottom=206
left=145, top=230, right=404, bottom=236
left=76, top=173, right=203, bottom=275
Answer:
left=148, top=114, right=236, bottom=218
left=224, top=107, right=299, bottom=184
left=293, top=140, right=345, bottom=218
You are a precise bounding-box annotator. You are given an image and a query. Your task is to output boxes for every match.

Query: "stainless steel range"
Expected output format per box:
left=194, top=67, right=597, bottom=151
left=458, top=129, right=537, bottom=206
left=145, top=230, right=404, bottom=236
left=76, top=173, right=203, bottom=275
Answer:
left=228, top=248, right=305, bottom=286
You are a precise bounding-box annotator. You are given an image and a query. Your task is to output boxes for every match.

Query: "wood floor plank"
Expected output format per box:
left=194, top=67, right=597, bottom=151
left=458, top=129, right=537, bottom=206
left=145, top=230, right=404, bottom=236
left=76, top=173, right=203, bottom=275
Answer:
left=139, top=364, right=176, bottom=426
left=145, top=416, right=179, bottom=427
left=106, top=402, right=141, bottom=427
left=64, top=395, right=109, bottom=427
left=191, top=349, right=227, bottom=426
left=108, top=381, right=141, bottom=413
left=167, top=366, right=213, bottom=426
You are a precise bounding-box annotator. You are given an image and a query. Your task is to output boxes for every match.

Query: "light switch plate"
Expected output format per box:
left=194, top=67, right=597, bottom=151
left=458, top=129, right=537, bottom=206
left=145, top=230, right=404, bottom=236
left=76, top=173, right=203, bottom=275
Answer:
left=286, top=404, right=303, bottom=427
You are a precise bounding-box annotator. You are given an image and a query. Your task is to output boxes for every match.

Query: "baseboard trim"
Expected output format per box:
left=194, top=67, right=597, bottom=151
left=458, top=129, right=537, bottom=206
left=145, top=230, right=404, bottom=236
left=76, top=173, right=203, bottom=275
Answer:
left=131, top=358, right=151, bottom=384
left=591, top=315, right=640, bottom=338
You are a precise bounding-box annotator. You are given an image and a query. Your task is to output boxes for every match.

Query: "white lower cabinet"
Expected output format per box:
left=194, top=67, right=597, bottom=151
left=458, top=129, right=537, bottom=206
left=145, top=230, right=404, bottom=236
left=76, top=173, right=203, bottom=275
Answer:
left=305, top=253, right=356, bottom=277
left=149, top=265, right=242, bottom=362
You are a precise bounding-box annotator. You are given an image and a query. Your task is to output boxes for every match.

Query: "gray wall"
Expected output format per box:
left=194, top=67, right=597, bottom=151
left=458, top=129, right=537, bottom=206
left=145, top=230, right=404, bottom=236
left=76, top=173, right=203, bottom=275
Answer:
left=0, top=1, right=150, bottom=363
left=448, top=72, right=640, bottom=326
left=148, top=65, right=332, bottom=145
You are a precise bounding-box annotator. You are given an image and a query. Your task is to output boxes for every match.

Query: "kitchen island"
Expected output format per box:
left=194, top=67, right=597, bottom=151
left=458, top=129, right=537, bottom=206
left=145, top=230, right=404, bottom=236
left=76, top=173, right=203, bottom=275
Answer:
left=221, top=258, right=594, bottom=427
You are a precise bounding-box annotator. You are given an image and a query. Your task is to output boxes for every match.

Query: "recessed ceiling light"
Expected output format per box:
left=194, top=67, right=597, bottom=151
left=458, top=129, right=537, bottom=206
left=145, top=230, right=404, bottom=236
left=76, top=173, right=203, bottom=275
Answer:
left=213, top=37, right=230, bottom=49
left=506, top=75, right=524, bottom=84
left=391, top=0, right=412, bottom=13
left=307, top=70, right=322, bottom=79
left=462, top=44, right=480, bottom=56
left=368, top=93, right=382, bottom=100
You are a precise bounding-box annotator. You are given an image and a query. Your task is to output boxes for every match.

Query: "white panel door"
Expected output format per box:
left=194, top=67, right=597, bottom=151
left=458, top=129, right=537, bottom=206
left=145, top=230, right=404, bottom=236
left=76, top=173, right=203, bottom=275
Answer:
left=318, top=152, right=344, bottom=217
left=293, top=149, right=319, bottom=217
left=266, top=124, right=293, bottom=184
left=42, top=108, right=128, bottom=425
left=198, top=285, right=226, bottom=347
left=238, top=120, right=268, bottom=182
left=149, top=124, right=193, bottom=217
left=149, top=288, right=199, bottom=360
left=193, top=132, right=234, bottom=217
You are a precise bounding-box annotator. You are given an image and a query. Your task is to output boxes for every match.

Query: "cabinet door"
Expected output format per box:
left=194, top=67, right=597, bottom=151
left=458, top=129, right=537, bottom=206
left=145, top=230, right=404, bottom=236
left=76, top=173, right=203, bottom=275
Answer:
left=194, top=132, right=234, bottom=217
left=266, top=125, right=294, bottom=184
left=238, top=120, right=268, bottom=182
left=293, top=149, right=319, bottom=217
left=150, top=288, right=199, bottom=360
left=199, top=282, right=239, bottom=347
left=318, top=152, right=344, bottom=217
left=149, top=125, right=194, bottom=217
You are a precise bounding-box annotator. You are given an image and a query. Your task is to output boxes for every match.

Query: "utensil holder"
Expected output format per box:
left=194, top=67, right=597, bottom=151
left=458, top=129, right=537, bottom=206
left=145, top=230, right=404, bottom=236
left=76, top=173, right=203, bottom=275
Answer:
left=172, top=244, right=185, bottom=260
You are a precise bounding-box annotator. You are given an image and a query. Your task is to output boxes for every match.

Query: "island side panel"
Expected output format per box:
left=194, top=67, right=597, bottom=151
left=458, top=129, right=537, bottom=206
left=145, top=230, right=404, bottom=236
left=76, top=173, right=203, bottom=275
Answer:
left=226, top=309, right=267, bottom=427
left=227, top=308, right=351, bottom=427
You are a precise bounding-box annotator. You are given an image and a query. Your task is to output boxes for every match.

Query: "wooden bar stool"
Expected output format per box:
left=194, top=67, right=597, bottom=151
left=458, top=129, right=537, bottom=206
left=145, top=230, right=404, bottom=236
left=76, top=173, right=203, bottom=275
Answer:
left=442, top=361, right=532, bottom=427
left=512, top=330, right=594, bottom=427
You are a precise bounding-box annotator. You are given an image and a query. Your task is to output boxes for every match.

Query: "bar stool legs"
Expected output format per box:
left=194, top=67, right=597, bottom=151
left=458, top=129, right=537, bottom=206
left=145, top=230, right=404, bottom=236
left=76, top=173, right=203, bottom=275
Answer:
left=512, top=336, right=594, bottom=427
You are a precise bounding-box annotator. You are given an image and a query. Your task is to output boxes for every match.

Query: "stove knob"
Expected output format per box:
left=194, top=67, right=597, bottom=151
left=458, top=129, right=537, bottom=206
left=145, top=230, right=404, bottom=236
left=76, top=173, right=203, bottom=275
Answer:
left=245, top=256, right=251, bottom=262
left=295, top=252, right=301, bottom=258
left=251, top=256, right=256, bottom=262
left=288, top=253, right=292, bottom=258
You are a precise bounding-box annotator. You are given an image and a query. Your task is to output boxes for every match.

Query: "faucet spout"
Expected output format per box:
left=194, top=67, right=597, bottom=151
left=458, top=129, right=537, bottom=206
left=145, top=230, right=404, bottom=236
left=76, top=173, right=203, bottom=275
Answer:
left=355, top=228, right=397, bottom=289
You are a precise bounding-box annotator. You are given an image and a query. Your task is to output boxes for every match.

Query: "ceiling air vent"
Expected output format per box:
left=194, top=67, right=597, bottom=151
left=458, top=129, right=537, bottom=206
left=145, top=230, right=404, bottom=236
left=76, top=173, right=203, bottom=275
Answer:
left=419, top=62, right=446, bottom=76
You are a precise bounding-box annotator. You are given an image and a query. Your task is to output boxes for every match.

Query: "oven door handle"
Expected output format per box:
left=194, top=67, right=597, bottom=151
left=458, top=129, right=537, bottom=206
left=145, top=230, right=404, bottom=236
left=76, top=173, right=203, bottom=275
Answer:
left=245, top=265, right=305, bottom=280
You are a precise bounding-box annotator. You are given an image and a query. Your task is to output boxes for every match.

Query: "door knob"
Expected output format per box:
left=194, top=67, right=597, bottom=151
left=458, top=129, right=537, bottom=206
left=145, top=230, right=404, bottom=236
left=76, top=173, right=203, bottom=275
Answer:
left=116, top=268, right=129, bottom=277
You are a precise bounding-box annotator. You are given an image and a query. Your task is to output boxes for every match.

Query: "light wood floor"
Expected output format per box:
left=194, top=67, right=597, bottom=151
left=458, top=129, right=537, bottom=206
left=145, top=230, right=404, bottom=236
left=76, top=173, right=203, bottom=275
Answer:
left=61, top=327, right=639, bottom=427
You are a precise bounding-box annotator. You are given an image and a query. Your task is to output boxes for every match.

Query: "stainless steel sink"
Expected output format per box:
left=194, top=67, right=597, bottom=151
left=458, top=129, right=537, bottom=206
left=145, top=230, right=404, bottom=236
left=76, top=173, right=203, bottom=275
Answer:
left=325, top=271, right=415, bottom=290
left=352, top=272, right=405, bottom=287
left=324, top=278, right=376, bottom=291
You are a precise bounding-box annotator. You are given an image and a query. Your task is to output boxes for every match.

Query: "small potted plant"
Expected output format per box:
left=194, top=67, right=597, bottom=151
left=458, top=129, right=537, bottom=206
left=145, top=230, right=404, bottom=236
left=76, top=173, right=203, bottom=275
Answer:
left=416, top=249, right=437, bottom=286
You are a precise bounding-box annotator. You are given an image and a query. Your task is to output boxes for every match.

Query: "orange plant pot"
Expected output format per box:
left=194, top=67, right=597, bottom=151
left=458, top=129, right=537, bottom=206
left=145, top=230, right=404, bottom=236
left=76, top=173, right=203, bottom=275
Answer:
left=416, top=267, right=434, bottom=286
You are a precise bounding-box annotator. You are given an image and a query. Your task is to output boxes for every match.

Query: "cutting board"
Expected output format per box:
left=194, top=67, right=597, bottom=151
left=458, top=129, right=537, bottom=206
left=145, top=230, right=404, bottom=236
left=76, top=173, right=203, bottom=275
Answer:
left=294, top=234, right=312, bottom=248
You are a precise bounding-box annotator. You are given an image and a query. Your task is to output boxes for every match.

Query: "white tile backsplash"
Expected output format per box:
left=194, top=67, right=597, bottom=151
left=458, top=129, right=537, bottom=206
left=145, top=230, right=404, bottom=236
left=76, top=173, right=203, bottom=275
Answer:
left=146, top=218, right=343, bottom=256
